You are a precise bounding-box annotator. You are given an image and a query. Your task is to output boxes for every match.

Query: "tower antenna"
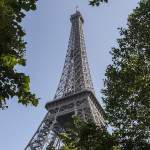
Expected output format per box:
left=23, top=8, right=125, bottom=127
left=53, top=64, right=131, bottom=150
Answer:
left=75, top=6, right=79, bottom=12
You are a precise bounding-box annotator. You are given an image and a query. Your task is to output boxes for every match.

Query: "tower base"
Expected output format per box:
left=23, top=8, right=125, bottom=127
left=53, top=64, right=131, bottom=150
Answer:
left=25, top=90, right=104, bottom=150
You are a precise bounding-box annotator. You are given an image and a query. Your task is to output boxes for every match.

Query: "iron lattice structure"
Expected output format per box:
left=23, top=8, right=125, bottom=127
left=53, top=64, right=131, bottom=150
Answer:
left=25, top=11, right=105, bottom=150
left=54, top=11, right=94, bottom=99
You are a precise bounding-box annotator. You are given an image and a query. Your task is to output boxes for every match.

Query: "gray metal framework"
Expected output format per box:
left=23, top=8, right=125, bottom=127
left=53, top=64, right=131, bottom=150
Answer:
left=25, top=11, right=104, bottom=150
left=54, top=11, right=94, bottom=99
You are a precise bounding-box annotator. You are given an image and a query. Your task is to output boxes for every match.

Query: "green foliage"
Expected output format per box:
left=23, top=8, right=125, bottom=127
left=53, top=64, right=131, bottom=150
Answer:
left=0, top=0, right=38, bottom=109
left=102, top=0, right=150, bottom=149
left=59, top=117, right=117, bottom=150
left=89, top=0, right=108, bottom=6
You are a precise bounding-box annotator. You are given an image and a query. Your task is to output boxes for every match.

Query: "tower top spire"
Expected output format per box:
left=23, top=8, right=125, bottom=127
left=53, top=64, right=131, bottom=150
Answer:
left=75, top=6, right=78, bottom=11
left=70, top=9, right=84, bottom=23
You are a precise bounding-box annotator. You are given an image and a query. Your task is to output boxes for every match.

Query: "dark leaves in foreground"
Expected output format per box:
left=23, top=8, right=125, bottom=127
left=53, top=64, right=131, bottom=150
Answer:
left=89, top=0, right=108, bottom=6
left=102, top=0, right=150, bottom=149
left=59, top=117, right=117, bottom=150
left=0, top=0, right=39, bottom=109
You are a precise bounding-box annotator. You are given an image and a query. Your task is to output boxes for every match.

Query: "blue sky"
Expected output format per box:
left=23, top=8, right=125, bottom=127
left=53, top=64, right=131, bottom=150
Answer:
left=0, top=0, right=139, bottom=149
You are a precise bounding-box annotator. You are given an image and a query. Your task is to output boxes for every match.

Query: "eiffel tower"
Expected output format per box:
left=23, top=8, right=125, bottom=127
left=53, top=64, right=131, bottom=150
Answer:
left=25, top=10, right=105, bottom=150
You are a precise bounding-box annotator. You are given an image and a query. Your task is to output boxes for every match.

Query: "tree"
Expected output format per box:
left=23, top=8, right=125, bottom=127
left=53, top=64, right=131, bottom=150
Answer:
left=0, top=0, right=38, bottom=109
left=102, top=0, right=150, bottom=149
left=59, top=117, right=117, bottom=150
left=89, top=0, right=108, bottom=6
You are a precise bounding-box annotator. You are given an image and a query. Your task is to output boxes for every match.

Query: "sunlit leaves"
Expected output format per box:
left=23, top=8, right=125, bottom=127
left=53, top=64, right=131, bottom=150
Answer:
left=59, top=117, right=117, bottom=150
left=0, top=0, right=38, bottom=109
left=102, top=0, right=150, bottom=149
left=89, top=0, right=108, bottom=6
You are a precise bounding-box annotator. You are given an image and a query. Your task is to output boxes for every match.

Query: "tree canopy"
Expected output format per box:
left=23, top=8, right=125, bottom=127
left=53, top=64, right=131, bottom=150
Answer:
left=59, top=117, right=117, bottom=150
left=0, top=0, right=38, bottom=109
left=89, top=0, right=108, bottom=6
left=102, top=0, right=150, bottom=149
